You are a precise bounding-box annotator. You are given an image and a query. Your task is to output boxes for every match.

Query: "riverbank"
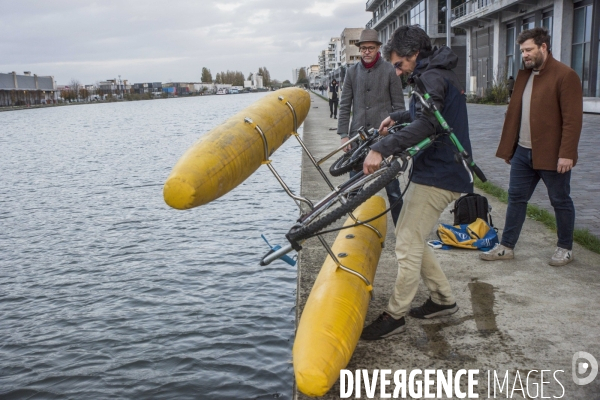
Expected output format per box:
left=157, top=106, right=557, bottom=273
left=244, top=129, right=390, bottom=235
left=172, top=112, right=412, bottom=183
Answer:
left=294, top=92, right=600, bottom=398
left=0, top=90, right=267, bottom=112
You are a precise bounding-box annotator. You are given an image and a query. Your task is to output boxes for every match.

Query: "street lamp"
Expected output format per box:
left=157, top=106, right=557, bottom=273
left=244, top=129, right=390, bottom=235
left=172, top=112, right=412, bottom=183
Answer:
left=441, top=1, right=455, bottom=48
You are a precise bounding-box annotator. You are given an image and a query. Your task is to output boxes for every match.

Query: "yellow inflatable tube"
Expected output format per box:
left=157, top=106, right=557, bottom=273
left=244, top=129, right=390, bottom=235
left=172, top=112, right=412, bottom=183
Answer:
left=294, top=196, right=387, bottom=396
left=163, top=88, right=310, bottom=210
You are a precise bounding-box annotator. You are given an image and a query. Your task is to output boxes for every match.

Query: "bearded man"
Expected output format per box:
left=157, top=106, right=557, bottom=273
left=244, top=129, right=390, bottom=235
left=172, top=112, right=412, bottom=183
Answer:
left=480, top=27, right=582, bottom=266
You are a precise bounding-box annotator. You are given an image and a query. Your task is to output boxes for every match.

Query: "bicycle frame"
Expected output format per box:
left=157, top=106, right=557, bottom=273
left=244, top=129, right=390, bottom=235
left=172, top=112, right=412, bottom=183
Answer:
left=411, top=76, right=486, bottom=183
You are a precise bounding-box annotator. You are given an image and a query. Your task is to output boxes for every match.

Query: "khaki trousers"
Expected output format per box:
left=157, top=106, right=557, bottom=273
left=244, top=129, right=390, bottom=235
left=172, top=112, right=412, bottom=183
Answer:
left=386, top=183, right=461, bottom=319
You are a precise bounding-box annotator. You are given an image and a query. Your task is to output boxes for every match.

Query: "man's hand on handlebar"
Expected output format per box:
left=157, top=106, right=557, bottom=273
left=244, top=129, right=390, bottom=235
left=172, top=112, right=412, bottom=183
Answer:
left=363, top=150, right=383, bottom=174
left=378, top=117, right=396, bottom=136
left=340, top=137, right=352, bottom=152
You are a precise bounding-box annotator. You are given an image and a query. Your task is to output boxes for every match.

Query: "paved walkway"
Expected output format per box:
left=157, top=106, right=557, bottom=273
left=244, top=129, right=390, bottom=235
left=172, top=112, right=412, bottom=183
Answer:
left=295, top=92, right=600, bottom=399
left=468, top=103, right=600, bottom=238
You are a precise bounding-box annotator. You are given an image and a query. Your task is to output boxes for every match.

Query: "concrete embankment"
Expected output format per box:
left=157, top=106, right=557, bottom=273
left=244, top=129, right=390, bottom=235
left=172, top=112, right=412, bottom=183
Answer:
left=295, top=91, right=600, bottom=399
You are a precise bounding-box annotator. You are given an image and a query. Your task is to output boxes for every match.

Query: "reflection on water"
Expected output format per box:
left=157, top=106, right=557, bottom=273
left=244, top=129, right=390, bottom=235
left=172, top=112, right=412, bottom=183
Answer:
left=468, top=279, right=498, bottom=334
left=0, top=94, right=300, bottom=399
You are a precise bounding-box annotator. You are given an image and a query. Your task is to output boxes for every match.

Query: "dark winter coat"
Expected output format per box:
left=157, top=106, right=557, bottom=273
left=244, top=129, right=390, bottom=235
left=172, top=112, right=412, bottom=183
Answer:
left=371, top=46, right=473, bottom=194
left=337, top=56, right=405, bottom=138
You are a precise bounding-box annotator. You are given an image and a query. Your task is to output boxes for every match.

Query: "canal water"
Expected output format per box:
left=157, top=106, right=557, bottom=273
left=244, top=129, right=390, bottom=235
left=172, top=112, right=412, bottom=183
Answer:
left=0, top=93, right=302, bottom=399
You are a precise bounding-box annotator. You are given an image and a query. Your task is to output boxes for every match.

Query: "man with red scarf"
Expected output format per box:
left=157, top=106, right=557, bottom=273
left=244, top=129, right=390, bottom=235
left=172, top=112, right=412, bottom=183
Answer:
left=337, top=29, right=405, bottom=224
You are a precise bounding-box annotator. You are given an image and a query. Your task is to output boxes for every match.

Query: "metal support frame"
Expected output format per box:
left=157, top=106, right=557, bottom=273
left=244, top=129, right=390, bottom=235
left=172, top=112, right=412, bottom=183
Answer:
left=317, top=235, right=373, bottom=293
left=244, top=117, right=313, bottom=211
left=346, top=213, right=384, bottom=242
left=279, top=96, right=336, bottom=192
left=247, top=96, right=382, bottom=293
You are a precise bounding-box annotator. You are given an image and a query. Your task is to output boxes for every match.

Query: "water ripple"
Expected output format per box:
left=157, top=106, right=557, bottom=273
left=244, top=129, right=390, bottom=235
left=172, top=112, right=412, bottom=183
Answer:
left=0, top=94, right=300, bottom=399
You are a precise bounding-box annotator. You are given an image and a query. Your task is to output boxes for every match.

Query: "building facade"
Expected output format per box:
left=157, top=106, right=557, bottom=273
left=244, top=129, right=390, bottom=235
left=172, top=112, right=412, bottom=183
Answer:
left=306, top=64, right=321, bottom=89
left=452, top=0, right=600, bottom=111
left=340, top=28, right=363, bottom=67
left=133, top=82, right=163, bottom=95
left=366, top=0, right=468, bottom=90
left=327, top=37, right=342, bottom=82
left=0, top=71, right=57, bottom=106
left=339, top=28, right=364, bottom=85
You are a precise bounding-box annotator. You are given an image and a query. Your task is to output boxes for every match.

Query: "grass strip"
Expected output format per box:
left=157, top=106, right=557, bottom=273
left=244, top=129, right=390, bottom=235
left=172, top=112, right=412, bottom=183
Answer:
left=474, top=177, right=600, bottom=254
left=310, top=90, right=328, bottom=102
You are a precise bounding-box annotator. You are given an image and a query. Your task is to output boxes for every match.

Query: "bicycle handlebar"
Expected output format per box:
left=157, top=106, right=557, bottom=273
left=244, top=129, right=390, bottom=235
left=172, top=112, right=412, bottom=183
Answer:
left=260, top=242, right=295, bottom=266
left=471, top=163, right=487, bottom=182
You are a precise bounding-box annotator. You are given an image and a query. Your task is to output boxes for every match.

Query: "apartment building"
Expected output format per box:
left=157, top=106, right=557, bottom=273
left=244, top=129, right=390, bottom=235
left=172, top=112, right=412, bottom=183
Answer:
left=365, top=0, right=468, bottom=90
left=340, top=28, right=364, bottom=72
left=327, top=37, right=342, bottom=82
left=365, top=0, right=600, bottom=111
left=318, top=50, right=327, bottom=82
left=306, top=64, right=321, bottom=89
left=451, top=0, right=600, bottom=111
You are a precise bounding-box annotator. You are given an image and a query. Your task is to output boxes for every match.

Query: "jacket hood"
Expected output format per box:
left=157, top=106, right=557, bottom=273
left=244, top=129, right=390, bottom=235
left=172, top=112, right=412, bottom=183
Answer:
left=414, top=46, right=458, bottom=74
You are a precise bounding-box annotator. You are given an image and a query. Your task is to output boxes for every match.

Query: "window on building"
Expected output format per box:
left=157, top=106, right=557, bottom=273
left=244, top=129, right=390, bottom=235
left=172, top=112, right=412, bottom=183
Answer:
left=506, top=25, right=516, bottom=79
left=349, top=40, right=358, bottom=45
left=410, top=0, right=426, bottom=29
left=541, top=10, right=553, bottom=48
left=572, top=4, right=593, bottom=96
left=542, top=11, right=553, bottom=33
left=597, top=28, right=600, bottom=97
left=400, top=13, right=409, bottom=26
left=521, top=16, right=535, bottom=31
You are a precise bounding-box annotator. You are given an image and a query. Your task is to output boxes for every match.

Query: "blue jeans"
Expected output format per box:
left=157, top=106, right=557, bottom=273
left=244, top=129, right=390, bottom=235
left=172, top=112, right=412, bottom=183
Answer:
left=501, top=145, right=575, bottom=250
left=350, top=170, right=403, bottom=226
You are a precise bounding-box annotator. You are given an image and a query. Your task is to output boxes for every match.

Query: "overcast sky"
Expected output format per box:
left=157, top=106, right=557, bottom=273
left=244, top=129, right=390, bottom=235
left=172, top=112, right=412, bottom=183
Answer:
left=1, top=0, right=371, bottom=85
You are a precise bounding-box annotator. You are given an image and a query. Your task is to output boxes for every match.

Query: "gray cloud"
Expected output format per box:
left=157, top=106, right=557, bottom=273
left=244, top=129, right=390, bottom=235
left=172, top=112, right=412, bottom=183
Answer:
left=0, top=0, right=370, bottom=84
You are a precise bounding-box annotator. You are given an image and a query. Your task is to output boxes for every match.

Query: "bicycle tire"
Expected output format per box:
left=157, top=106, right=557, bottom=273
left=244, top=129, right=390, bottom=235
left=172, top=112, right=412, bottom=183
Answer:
left=288, top=159, right=403, bottom=242
left=329, top=151, right=361, bottom=177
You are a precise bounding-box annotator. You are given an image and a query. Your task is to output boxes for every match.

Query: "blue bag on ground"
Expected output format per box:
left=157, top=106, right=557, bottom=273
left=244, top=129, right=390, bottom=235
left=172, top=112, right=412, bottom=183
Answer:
left=436, top=218, right=498, bottom=251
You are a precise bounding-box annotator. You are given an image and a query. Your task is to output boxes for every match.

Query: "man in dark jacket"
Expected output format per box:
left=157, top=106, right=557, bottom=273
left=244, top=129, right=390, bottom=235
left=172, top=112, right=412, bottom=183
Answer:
left=360, top=26, right=473, bottom=340
left=480, top=28, right=582, bottom=266
left=328, top=79, right=339, bottom=118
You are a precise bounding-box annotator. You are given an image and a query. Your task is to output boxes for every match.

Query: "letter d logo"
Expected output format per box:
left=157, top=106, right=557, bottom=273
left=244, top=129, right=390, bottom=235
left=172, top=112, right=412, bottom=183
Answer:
left=572, top=351, right=598, bottom=385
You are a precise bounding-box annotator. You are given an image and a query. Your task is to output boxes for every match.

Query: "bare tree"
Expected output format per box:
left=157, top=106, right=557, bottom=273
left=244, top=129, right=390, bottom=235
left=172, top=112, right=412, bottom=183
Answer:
left=69, top=79, right=81, bottom=100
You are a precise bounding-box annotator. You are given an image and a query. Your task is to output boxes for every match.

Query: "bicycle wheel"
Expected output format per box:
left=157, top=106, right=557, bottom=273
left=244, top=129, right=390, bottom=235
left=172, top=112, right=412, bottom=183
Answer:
left=329, top=150, right=363, bottom=176
left=288, top=159, right=404, bottom=242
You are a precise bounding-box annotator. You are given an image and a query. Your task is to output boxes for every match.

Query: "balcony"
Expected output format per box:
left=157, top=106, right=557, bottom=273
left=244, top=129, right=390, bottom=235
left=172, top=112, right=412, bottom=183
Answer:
left=366, top=0, right=385, bottom=12
left=430, top=23, right=467, bottom=36
left=452, top=0, right=521, bottom=27
left=365, top=0, right=411, bottom=30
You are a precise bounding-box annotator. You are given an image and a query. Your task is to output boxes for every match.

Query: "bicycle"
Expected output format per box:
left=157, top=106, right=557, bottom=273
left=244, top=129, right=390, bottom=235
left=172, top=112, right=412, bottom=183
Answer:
left=260, top=76, right=486, bottom=266
left=328, top=123, right=409, bottom=177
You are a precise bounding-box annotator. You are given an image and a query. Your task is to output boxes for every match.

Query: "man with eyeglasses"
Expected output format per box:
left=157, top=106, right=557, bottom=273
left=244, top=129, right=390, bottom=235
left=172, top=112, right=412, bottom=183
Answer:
left=337, top=28, right=405, bottom=225
left=360, top=25, right=473, bottom=340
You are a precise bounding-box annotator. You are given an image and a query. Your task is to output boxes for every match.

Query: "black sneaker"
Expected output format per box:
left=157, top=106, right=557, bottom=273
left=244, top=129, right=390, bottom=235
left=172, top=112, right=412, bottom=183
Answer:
left=360, top=312, right=406, bottom=340
left=409, top=298, right=458, bottom=319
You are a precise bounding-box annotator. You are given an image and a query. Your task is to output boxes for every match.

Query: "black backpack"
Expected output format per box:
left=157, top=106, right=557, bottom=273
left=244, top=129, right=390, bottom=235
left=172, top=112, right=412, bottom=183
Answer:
left=450, top=193, right=493, bottom=227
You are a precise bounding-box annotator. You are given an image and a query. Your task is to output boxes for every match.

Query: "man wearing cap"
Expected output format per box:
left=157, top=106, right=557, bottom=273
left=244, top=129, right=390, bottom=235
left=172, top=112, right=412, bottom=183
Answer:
left=337, top=29, right=405, bottom=225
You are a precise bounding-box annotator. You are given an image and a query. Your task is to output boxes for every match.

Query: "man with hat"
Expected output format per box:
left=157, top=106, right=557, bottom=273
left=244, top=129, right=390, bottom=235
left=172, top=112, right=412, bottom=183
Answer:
left=337, top=28, right=405, bottom=225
